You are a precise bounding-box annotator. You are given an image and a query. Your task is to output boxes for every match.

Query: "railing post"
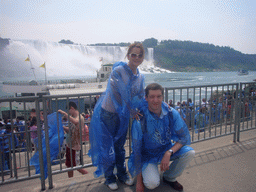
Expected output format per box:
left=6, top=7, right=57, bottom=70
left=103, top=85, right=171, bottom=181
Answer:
left=233, top=84, right=239, bottom=143
left=9, top=101, right=18, bottom=179
left=36, top=98, right=46, bottom=190
left=236, top=83, right=242, bottom=142
left=164, top=88, right=168, bottom=103
left=43, top=98, right=53, bottom=189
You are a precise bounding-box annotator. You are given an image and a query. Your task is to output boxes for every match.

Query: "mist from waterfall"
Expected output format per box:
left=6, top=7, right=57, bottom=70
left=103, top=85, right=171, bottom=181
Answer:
left=0, top=39, right=154, bottom=80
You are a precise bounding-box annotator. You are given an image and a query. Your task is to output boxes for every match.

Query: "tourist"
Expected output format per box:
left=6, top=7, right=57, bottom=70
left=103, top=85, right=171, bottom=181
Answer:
left=210, top=104, right=217, bottom=124
left=58, top=101, right=88, bottom=178
left=175, top=101, right=186, bottom=120
left=0, top=123, right=19, bottom=171
left=14, top=118, right=26, bottom=149
left=217, top=97, right=225, bottom=123
left=89, top=42, right=145, bottom=190
left=30, top=116, right=38, bottom=152
left=128, top=83, right=195, bottom=192
left=168, top=99, right=174, bottom=108
left=194, top=106, right=208, bottom=133
left=201, top=98, right=208, bottom=109
left=187, top=98, right=194, bottom=110
left=181, top=101, right=192, bottom=127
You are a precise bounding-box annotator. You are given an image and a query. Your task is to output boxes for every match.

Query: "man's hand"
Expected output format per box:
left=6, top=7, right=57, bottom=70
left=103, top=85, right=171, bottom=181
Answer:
left=160, top=151, right=171, bottom=172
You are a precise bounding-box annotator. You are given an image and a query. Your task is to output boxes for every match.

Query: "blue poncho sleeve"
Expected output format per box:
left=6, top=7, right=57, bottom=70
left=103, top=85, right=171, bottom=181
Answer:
left=30, top=112, right=64, bottom=179
left=169, top=107, right=191, bottom=145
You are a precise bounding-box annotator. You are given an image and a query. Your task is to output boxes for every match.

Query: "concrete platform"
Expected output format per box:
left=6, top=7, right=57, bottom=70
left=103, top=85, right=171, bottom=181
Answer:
left=2, top=129, right=256, bottom=192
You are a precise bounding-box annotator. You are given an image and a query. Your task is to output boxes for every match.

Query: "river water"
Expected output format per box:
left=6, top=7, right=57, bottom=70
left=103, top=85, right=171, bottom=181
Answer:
left=144, top=71, right=256, bottom=88
left=0, top=71, right=255, bottom=98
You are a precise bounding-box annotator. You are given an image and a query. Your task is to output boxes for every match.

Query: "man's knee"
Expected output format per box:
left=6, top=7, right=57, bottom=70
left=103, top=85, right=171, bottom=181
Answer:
left=142, top=163, right=160, bottom=189
left=144, top=179, right=160, bottom=190
left=187, top=150, right=195, bottom=159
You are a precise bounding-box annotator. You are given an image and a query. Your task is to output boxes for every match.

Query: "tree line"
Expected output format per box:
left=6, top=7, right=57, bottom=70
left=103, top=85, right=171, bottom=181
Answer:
left=87, top=38, right=256, bottom=72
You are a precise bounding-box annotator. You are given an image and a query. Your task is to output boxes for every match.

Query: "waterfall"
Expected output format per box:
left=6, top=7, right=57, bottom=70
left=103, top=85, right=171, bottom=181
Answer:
left=0, top=39, right=154, bottom=79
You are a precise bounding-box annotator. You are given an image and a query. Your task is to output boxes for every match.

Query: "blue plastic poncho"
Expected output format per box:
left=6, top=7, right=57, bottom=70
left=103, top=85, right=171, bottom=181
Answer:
left=89, top=61, right=145, bottom=178
left=194, top=111, right=209, bottom=133
left=30, top=112, right=64, bottom=179
left=128, top=101, right=193, bottom=177
left=0, top=128, right=19, bottom=171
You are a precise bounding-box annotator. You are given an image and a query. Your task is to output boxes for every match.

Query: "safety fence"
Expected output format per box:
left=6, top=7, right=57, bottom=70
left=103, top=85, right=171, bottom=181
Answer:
left=0, top=82, right=255, bottom=190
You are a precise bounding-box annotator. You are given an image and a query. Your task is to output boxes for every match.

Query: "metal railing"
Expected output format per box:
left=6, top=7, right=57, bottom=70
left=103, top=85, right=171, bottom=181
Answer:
left=0, top=82, right=255, bottom=190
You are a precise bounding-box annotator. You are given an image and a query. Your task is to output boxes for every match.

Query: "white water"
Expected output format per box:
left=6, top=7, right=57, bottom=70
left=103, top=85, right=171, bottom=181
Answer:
left=0, top=39, right=156, bottom=79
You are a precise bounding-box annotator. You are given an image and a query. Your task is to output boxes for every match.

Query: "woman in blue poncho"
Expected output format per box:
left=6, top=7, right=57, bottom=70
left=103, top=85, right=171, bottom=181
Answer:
left=89, top=42, right=145, bottom=190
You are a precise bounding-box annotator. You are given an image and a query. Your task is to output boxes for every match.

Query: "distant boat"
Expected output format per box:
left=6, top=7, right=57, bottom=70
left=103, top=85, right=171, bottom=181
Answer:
left=238, top=69, right=248, bottom=76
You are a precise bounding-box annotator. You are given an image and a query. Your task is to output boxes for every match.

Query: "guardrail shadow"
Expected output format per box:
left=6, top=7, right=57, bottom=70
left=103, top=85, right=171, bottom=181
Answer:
left=187, top=137, right=256, bottom=169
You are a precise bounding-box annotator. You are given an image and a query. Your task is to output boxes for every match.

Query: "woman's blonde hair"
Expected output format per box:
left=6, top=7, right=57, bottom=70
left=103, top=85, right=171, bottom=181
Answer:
left=126, top=42, right=145, bottom=58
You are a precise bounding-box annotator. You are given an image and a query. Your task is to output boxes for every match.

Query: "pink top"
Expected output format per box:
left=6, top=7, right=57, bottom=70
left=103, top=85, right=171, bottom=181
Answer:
left=30, top=125, right=38, bottom=139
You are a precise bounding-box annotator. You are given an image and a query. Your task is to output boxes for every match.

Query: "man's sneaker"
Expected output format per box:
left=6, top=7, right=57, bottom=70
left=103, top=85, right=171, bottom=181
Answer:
left=163, top=177, right=183, bottom=191
left=107, top=182, right=118, bottom=191
left=124, top=177, right=134, bottom=186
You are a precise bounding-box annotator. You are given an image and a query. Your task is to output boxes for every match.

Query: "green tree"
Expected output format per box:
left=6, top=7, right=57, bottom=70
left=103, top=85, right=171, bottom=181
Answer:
left=142, top=38, right=158, bottom=48
left=59, top=39, right=74, bottom=44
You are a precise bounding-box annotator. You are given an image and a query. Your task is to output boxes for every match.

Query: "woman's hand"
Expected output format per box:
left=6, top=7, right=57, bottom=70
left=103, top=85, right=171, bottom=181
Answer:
left=132, top=109, right=143, bottom=121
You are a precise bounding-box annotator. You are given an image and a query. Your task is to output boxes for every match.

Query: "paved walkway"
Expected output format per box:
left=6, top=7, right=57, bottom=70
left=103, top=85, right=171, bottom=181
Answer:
left=2, top=129, right=256, bottom=192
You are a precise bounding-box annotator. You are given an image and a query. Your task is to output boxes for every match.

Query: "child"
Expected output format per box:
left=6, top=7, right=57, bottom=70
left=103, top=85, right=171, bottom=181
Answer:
left=58, top=102, right=88, bottom=178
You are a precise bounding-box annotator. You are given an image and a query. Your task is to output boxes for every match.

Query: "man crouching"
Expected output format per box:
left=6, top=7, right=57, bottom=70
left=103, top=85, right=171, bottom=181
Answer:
left=128, top=83, right=195, bottom=192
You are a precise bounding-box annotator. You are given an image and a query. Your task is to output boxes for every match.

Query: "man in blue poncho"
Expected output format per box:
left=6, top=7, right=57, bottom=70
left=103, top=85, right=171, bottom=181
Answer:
left=128, top=83, right=195, bottom=192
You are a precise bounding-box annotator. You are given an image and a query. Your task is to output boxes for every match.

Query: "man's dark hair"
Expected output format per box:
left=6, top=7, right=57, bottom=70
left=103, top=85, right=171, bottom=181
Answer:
left=30, top=116, right=37, bottom=126
left=145, top=83, right=164, bottom=97
left=6, top=123, right=12, bottom=130
left=69, top=101, right=77, bottom=110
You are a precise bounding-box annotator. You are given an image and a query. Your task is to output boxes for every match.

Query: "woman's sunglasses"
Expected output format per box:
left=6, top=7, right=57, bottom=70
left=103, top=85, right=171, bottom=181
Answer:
left=129, top=53, right=143, bottom=59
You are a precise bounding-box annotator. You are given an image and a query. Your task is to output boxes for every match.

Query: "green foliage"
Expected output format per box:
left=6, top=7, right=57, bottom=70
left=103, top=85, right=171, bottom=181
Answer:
left=142, top=38, right=158, bottom=48
left=59, top=39, right=74, bottom=44
left=154, top=40, right=256, bottom=71
left=89, top=38, right=256, bottom=72
left=0, top=37, right=10, bottom=50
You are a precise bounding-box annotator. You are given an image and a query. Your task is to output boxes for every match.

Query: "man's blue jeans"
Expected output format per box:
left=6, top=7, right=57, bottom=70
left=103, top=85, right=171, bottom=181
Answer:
left=101, top=108, right=128, bottom=185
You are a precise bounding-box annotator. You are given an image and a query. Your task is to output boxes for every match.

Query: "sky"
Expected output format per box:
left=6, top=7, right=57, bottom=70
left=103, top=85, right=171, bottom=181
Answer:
left=1, top=0, right=256, bottom=54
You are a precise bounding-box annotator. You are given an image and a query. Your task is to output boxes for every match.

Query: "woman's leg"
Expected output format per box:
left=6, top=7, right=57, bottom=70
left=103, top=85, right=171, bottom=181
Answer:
left=101, top=109, right=120, bottom=185
left=115, top=130, right=128, bottom=182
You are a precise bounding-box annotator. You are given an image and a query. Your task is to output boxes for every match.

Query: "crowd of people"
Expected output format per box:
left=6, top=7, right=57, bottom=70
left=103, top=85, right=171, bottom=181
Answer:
left=170, top=87, right=256, bottom=133
left=0, top=106, right=91, bottom=176
left=0, top=112, right=43, bottom=174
